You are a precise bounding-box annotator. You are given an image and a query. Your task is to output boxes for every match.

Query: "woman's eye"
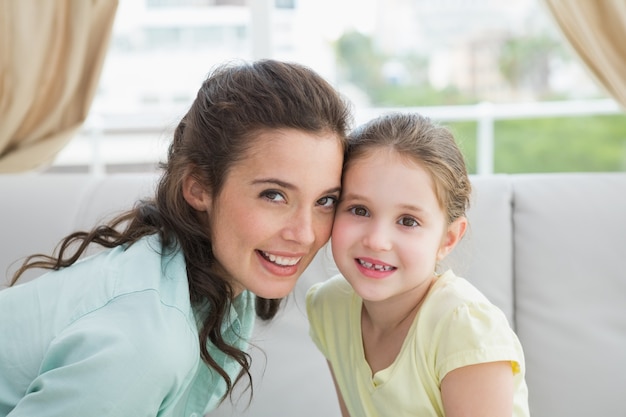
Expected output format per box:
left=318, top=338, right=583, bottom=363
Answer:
left=261, top=190, right=286, bottom=203
left=399, top=217, right=419, bottom=227
left=350, top=206, right=369, bottom=217
left=317, top=196, right=338, bottom=208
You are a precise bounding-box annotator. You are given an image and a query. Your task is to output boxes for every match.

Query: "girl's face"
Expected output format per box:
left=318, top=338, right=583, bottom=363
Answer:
left=331, top=148, right=465, bottom=306
left=205, top=128, right=343, bottom=299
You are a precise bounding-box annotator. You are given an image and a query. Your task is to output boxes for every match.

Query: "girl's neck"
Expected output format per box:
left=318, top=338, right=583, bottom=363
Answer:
left=359, top=276, right=436, bottom=375
left=361, top=276, right=435, bottom=334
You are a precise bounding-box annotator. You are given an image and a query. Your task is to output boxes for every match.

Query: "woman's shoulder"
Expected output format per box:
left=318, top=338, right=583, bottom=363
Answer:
left=19, top=235, right=196, bottom=352
left=66, top=235, right=191, bottom=316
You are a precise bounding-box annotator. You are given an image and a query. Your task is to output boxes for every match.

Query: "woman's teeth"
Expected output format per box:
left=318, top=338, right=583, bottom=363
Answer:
left=261, top=251, right=301, bottom=266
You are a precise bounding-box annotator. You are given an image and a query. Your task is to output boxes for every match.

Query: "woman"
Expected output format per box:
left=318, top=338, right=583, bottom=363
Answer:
left=0, top=59, right=352, bottom=417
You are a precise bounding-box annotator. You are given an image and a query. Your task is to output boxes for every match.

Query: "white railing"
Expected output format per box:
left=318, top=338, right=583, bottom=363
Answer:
left=354, top=99, right=623, bottom=175
left=52, top=98, right=623, bottom=175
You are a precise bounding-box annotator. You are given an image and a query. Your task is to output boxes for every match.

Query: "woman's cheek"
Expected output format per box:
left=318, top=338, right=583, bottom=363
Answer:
left=315, top=214, right=335, bottom=245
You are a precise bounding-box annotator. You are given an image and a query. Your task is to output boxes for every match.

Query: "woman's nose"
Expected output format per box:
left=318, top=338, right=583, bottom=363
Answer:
left=282, top=208, right=317, bottom=246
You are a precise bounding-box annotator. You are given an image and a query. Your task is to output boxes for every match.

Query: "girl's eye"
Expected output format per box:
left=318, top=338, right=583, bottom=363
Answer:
left=317, top=196, right=338, bottom=209
left=261, top=190, right=286, bottom=203
left=350, top=206, right=369, bottom=217
left=398, top=216, right=419, bottom=227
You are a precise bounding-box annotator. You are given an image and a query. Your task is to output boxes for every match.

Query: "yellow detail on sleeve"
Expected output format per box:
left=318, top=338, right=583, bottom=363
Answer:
left=511, top=360, right=520, bottom=375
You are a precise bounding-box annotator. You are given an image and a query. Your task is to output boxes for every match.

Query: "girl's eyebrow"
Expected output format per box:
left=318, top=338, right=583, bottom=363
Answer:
left=340, top=192, right=367, bottom=201
left=251, top=178, right=341, bottom=195
left=342, top=192, right=428, bottom=213
left=400, top=204, right=427, bottom=214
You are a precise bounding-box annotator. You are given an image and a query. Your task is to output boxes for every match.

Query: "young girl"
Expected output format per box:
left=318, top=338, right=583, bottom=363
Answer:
left=0, top=59, right=351, bottom=417
left=306, top=112, right=529, bottom=416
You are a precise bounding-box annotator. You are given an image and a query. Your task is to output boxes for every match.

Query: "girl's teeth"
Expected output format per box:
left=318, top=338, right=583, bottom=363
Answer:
left=358, top=259, right=393, bottom=271
left=262, top=251, right=300, bottom=266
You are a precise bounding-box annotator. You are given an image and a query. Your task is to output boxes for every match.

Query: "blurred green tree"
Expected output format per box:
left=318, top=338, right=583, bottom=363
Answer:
left=498, top=33, right=566, bottom=98
left=334, top=31, right=473, bottom=106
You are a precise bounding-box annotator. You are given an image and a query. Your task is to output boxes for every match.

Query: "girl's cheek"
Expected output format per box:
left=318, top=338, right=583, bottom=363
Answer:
left=331, top=218, right=353, bottom=244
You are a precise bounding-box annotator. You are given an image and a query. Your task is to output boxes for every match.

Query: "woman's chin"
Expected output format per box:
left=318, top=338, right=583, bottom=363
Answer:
left=250, top=278, right=298, bottom=300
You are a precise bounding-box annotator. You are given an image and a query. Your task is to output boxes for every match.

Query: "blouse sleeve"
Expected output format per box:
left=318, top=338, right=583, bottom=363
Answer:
left=433, top=300, right=525, bottom=382
left=305, top=282, right=329, bottom=358
left=7, top=291, right=197, bottom=417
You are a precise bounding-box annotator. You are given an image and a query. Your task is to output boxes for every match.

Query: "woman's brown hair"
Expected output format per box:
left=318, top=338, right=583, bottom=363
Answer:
left=12, top=59, right=352, bottom=402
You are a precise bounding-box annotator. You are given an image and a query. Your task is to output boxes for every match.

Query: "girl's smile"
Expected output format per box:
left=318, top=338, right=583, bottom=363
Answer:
left=355, top=257, right=397, bottom=279
left=332, top=147, right=456, bottom=306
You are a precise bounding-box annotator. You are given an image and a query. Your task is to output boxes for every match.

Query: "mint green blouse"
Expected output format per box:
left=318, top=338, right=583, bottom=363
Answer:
left=0, top=235, right=255, bottom=417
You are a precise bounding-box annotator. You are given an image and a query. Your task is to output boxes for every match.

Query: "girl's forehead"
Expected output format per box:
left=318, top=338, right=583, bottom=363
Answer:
left=347, top=146, right=423, bottom=172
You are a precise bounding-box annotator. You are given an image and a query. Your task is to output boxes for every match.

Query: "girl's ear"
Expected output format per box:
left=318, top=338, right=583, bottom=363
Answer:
left=437, top=216, right=468, bottom=261
left=182, top=174, right=212, bottom=212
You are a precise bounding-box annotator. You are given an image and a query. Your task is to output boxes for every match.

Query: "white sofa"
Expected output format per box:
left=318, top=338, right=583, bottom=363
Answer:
left=1, top=172, right=625, bottom=417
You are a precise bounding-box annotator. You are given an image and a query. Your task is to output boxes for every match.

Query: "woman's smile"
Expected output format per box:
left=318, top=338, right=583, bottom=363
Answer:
left=258, top=250, right=303, bottom=267
left=208, top=128, right=344, bottom=299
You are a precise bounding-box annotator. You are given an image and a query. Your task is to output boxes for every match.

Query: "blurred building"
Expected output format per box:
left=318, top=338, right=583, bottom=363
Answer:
left=371, top=0, right=600, bottom=101
left=94, top=0, right=602, bottom=114
left=95, top=0, right=339, bottom=114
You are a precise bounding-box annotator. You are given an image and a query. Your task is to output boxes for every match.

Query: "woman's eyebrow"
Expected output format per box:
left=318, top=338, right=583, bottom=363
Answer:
left=325, top=186, right=342, bottom=195
left=252, top=179, right=341, bottom=195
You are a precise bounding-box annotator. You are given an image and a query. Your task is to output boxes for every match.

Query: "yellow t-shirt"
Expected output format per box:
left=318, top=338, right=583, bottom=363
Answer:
left=306, top=270, right=529, bottom=417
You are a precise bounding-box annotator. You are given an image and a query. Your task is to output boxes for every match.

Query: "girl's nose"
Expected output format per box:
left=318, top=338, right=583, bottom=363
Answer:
left=362, top=222, right=392, bottom=252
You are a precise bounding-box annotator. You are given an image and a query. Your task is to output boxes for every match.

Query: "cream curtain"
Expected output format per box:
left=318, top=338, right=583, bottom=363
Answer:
left=543, top=0, right=626, bottom=109
left=0, top=0, right=118, bottom=173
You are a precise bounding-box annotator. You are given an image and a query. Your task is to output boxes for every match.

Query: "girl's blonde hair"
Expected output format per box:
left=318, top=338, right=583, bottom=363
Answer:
left=345, top=112, right=471, bottom=224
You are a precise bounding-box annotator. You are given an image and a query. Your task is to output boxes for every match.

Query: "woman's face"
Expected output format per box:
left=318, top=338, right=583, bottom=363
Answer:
left=208, top=128, right=343, bottom=299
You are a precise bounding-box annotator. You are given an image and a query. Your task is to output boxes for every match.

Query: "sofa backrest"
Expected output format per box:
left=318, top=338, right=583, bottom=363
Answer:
left=0, top=174, right=158, bottom=286
left=511, top=173, right=626, bottom=417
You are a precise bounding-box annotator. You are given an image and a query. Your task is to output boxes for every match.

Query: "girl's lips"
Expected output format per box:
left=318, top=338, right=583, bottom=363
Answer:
left=354, top=257, right=396, bottom=279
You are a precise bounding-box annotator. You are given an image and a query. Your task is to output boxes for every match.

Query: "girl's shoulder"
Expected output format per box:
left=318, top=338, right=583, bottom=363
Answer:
left=420, top=270, right=509, bottom=332
left=427, top=270, right=491, bottom=308
left=306, top=274, right=353, bottom=306
left=418, top=272, right=523, bottom=383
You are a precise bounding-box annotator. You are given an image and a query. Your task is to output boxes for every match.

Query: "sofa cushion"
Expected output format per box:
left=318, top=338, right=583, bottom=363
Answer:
left=0, top=174, right=157, bottom=287
left=442, top=175, right=515, bottom=324
left=513, top=173, right=626, bottom=417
